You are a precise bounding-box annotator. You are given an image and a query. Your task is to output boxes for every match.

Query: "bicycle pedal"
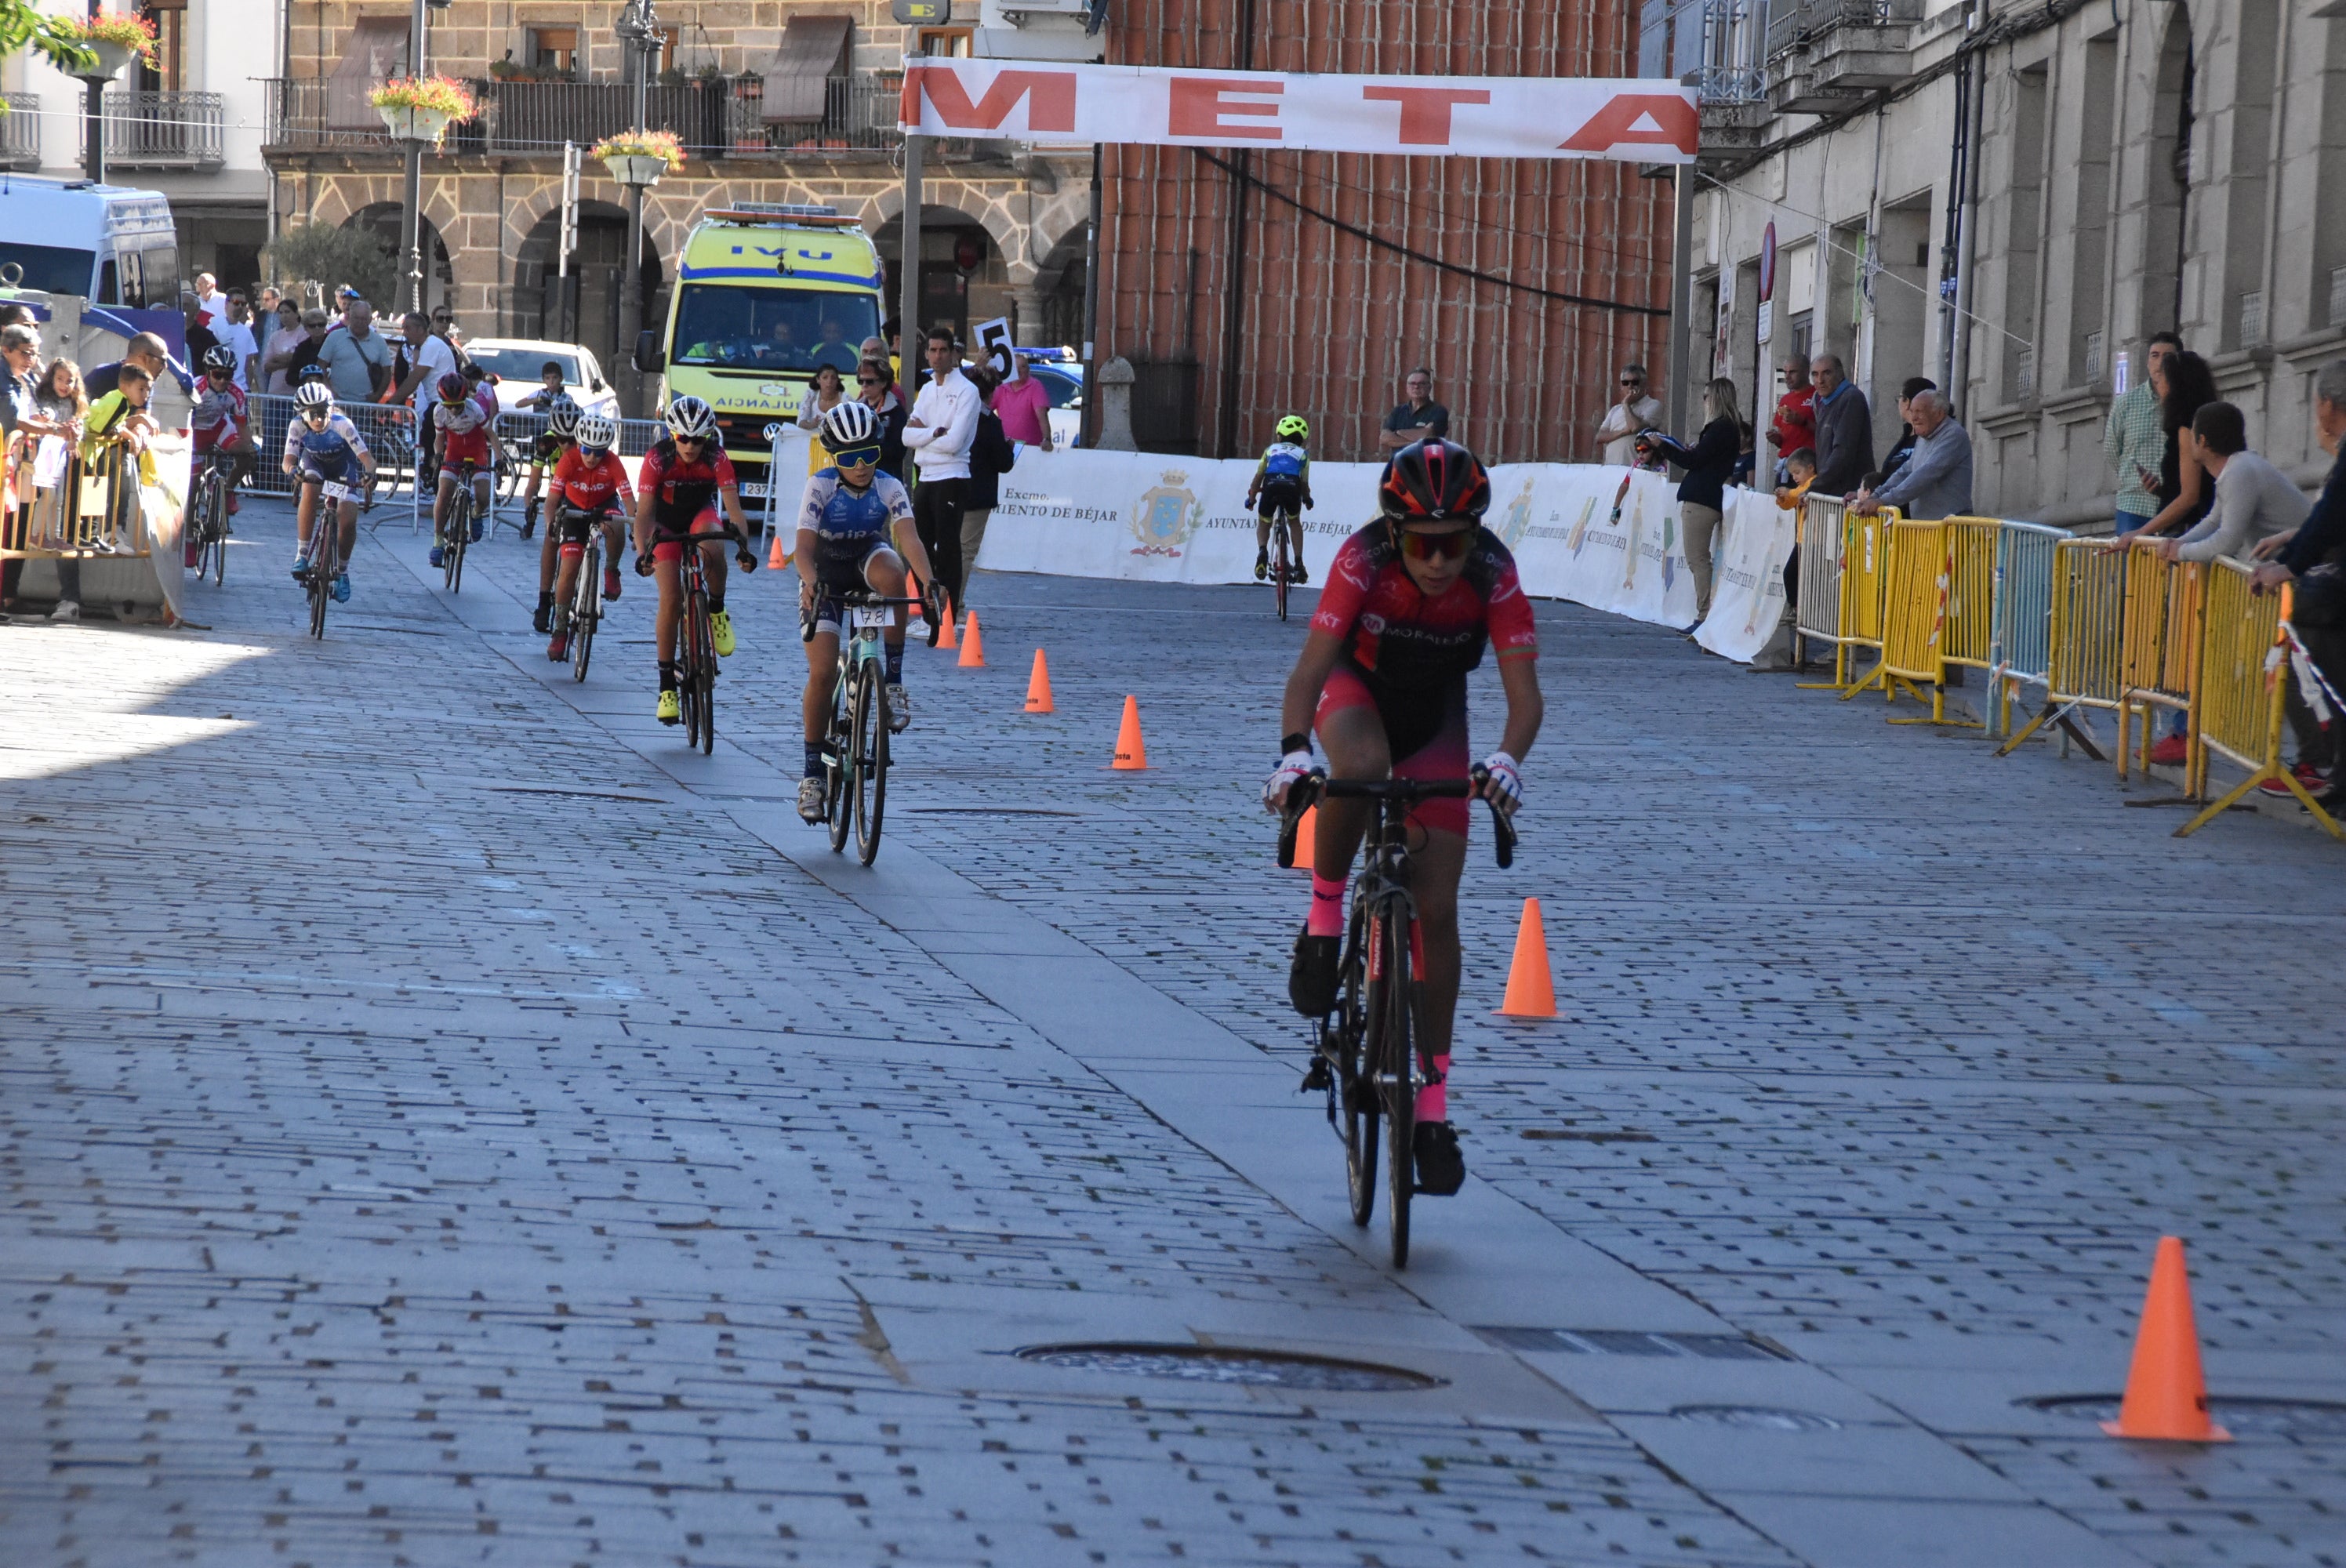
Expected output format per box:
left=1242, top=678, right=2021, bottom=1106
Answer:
left=1299, top=1057, right=1332, bottom=1093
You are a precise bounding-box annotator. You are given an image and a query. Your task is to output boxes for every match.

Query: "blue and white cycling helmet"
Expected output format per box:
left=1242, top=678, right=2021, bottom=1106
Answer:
left=819, top=398, right=879, bottom=450
left=574, top=411, right=617, bottom=456
left=294, top=381, right=334, bottom=412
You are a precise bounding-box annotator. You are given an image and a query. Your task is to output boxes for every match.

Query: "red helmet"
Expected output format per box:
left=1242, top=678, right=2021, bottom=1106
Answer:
left=436, top=372, right=469, bottom=404
left=1378, top=437, right=1490, bottom=522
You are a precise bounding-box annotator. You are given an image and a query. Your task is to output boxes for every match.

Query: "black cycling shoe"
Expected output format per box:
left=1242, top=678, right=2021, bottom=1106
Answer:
left=1288, top=928, right=1341, bottom=1016
left=1299, top=1055, right=1332, bottom=1093
left=1412, top=1121, right=1465, bottom=1196
left=1254, top=550, right=1269, bottom=582
left=532, top=600, right=553, bottom=634
left=1291, top=561, right=1309, bottom=586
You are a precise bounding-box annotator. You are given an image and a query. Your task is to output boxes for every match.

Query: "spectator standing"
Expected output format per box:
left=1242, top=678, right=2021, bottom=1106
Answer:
left=1877, top=376, right=1937, bottom=486
left=1851, top=390, right=1971, bottom=520
left=182, top=302, right=220, bottom=369
left=958, top=368, right=1019, bottom=604
left=258, top=285, right=281, bottom=315
left=990, top=356, right=1055, bottom=452
left=1379, top=368, right=1451, bottom=454
left=191, top=272, right=229, bottom=330
left=902, top=325, right=981, bottom=606
left=51, top=362, right=160, bottom=621
left=2251, top=359, right=2346, bottom=803
left=795, top=362, right=848, bottom=474
left=2157, top=402, right=2307, bottom=568
left=316, top=299, right=392, bottom=404
left=84, top=332, right=171, bottom=401
left=1636, top=376, right=1746, bottom=622
left=1765, top=357, right=1814, bottom=483
left=0, top=323, right=58, bottom=611
left=856, top=358, right=908, bottom=480
left=1594, top=362, right=1662, bottom=465
left=1810, top=353, right=1875, bottom=498
left=260, top=299, right=307, bottom=394
left=2106, top=332, right=2182, bottom=533
left=212, top=290, right=260, bottom=393
left=2122, top=348, right=2219, bottom=543
left=391, top=310, right=457, bottom=411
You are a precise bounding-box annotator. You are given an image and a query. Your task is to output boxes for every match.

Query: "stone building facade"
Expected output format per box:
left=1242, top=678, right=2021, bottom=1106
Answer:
left=263, top=0, right=1093, bottom=371
left=1688, top=0, right=2346, bottom=524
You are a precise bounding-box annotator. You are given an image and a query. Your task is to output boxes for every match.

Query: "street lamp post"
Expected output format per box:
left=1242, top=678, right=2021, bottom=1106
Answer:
left=67, top=29, right=140, bottom=185
left=614, top=0, right=663, bottom=419
left=397, top=0, right=430, bottom=315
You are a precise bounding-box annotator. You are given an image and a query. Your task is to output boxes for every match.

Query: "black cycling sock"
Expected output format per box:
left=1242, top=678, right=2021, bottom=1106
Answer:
left=803, top=741, right=824, bottom=779
left=884, top=644, right=904, bottom=683
left=658, top=661, right=677, bottom=691
left=536, top=590, right=554, bottom=610
left=708, top=594, right=725, bottom=615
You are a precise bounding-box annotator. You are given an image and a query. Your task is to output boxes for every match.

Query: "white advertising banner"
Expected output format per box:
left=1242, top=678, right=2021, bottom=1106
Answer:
left=974, top=448, right=1796, bottom=660
left=898, top=59, right=1697, bottom=165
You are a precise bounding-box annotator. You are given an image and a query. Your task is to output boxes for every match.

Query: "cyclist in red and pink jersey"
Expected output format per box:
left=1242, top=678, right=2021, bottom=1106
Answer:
left=1262, top=437, right=1543, bottom=1197
left=630, top=395, right=759, bottom=724
left=189, top=346, right=252, bottom=510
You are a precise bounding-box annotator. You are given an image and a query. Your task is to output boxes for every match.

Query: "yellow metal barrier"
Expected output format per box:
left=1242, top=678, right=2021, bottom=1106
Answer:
left=1858, top=517, right=1975, bottom=724
left=2113, top=541, right=2205, bottom=785
left=2177, top=569, right=2342, bottom=838
left=1941, top=517, right=1999, bottom=674
left=1996, top=537, right=2124, bottom=760
left=1801, top=504, right=1894, bottom=695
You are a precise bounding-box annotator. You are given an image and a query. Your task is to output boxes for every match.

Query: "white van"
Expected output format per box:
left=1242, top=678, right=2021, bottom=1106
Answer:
left=0, top=175, right=178, bottom=307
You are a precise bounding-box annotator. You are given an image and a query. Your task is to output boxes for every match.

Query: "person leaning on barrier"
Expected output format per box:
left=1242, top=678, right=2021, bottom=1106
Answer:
left=1877, top=376, right=1937, bottom=488
left=1849, top=390, right=1971, bottom=521
left=83, top=332, right=170, bottom=402
left=2155, top=403, right=2308, bottom=568
left=1810, top=353, right=1874, bottom=499
left=2250, top=359, right=2346, bottom=800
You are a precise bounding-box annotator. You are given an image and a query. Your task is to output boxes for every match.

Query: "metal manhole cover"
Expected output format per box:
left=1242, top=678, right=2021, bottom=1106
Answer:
left=2025, top=1395, right=2346, bottom=1438
left=1671, top=1404, right=1842, bottom=1432
left=1014, top=1343, right=1442, bottom=1392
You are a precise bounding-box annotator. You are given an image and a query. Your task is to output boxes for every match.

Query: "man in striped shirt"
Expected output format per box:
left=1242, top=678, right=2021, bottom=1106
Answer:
left=2104, top=332, right=2180, bottom=532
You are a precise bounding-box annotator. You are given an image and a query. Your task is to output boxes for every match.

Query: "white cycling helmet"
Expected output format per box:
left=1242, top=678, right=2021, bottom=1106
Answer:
left=819, top=398, right=879, bottom=450
left=546, top=394, right=579, bottom=436
left=294, top=381, right=334, bottom=412
left=574, top=411, right=617, bottom=455
left=663, top=394, right=717, bottom=441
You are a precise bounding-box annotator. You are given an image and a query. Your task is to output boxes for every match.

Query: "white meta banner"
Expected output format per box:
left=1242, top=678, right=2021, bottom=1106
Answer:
left=897, top=59, right=1698, bottom=164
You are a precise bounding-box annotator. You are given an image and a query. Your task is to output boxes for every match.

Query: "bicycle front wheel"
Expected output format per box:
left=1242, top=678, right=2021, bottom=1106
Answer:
left=852, top=659, right=889, bottom=865
left=1274, top=515, right=1291, bottom=622
left=445, top=494, right=468, bottom=593
left=1338, top=913, right=1378, bottom=1229
left=307, top=559, right=329, bottom=640
left=571, top=539, right=599, bottom=682
left=210, top=475, right=228, bottom=586
left=825, top=691, right=852, bottom=855
left=1361, top=905, right=1414, bottom=1269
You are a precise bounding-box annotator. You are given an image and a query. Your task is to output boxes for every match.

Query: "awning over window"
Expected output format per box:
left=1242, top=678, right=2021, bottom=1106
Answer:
left=762, top=15, right=852, bottom=122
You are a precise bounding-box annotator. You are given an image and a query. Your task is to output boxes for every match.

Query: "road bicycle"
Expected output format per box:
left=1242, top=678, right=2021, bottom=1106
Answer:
left=1265, top=500, right=1299, bottom=622
left=187, top=448, right=236, bottom=586
left=553, top=503, right=619, bottom=683
left=440, top=458, right=482, bottom=593
left=296, top=476, right=366, bottom=641
left=649, top=523, right=754, bottom=754
left=1279, top=769, right=1515, bottom=1269
left=802, top=586, right=935, bottom=865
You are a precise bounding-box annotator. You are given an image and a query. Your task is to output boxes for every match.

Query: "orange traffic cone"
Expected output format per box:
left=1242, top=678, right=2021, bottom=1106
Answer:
left=2102, top=1237, right=2231, bottom=1441
left=1111, top=695, right=1148, bottom=770
left=957, top=608, right=986, bottom=667
left=1493, top=898, right=1557, bottom=1018
left=1024, top=648, right=1055, bottom=713
left=935, top=593, right=958, bottom=650
left=766, top=529, right=787, bottom=570
left=1291, top=804, right=1317, bottom=868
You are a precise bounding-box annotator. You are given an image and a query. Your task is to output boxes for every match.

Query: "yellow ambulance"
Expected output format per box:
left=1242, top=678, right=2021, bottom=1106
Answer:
left=639, top=202, right=885, bottom=503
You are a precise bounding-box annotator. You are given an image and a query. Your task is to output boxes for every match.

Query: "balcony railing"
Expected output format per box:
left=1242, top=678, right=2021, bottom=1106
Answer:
left=85, top=90, right=224, bottom=169
left=1, top=92, right=38, bottom=169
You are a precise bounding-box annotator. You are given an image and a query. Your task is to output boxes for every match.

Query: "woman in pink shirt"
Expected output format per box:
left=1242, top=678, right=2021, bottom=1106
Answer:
left=990, top=360, right=1055, bottom=450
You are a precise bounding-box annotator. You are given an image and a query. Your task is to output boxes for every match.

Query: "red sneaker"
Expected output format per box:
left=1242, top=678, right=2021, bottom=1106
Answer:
left=546, top=632, right=568, bottom=662
left=2148, top=734, right=2189, bottom=766
left=603, top=565, right=623, bottom=602
left=227, top=493, right=239, bottom=516
left=2257, top=763, right=2331, bottom=798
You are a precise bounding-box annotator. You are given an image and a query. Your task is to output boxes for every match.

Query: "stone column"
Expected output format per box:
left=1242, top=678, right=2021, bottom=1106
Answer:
left=1094, top=356, right=1136, bottom=451
left=1009, top=284, right=1049, bottom=346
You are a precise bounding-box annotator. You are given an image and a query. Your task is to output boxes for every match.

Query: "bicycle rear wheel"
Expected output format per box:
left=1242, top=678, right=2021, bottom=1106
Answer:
left=825, top=691, right=853, bottom=855
left=1362, top=905, right=1414, bottom=1268
left=307, top=557, right=329, bottom=640
left=210, top=475, right=228, bottom=586
left=681, top=587, right=714, bottom=753
left=445, top=492, right=469, bottom=593
left=570, top=539, right=599, bottom=681
left=852, top=659, right=889, bottom=864
left=1273, top=515, right=1291, bottom=622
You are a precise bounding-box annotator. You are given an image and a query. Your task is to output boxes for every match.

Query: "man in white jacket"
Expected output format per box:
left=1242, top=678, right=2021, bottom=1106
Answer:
left=902, top=325, right=981, bottom=605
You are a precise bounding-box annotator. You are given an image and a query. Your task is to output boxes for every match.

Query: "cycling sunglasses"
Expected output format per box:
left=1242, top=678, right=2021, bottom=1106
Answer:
left=831, top=443, right=883, bottom=468
left=1396, top=526, right=1473, bottom=562
left=672, top=433, right=710, bottom=446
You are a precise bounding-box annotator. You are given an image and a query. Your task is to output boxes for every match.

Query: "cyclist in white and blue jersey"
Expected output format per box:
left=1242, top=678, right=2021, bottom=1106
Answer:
left=280, top=380, right=376, bottom=604
left=792, top=399, right=939, bottom=824
left=1247, top=413, right=1316, bottom=584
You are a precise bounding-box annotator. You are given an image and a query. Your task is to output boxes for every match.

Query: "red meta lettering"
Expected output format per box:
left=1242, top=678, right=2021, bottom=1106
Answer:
left=1168, top=76, right=1284, bottom=140
left=1361, top=85, right=1492, bottom=147
left=1558, top=92, right=1698, bottom=156
left=913, top=65, right=1078, bottom=133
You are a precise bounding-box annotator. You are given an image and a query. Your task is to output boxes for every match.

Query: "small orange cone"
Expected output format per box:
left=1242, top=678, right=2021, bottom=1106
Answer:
left=766, top=529, right=787, bottom=570
left=1493, top=898, right=1557, bottom=1018
left=1291, top=804, right=1317, bottom=868
left=1024, top=648, right=1055, bottom=712
left=1111, top=695, right=1148, bottom=770
left=957, top=608, right=986, bottom=667
left=2102, top=1237, right=2231, bottom=1441
left=935, top=593, right=958, bottom=650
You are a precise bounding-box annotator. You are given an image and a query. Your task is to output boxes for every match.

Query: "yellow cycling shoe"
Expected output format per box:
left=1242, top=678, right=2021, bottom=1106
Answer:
left=710, top=609, right=737, bottom=657
left=656, top=688, right=681, bottom=724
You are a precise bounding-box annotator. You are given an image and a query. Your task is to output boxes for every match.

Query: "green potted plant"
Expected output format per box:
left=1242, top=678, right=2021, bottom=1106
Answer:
left=591, top=128, right=685, bottom=187
left=60, top=9, right=157, bottom=82
left=371, top=74, right=476, bottom=145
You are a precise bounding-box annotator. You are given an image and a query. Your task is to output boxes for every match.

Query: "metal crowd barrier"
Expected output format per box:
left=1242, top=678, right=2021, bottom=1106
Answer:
left=2114, top=542, right=2204, bottom=782
left=1799, top=502, right=1897, bottom=696
left=1988, top=520, right=2064, bottom=735
left=2, top=436, right=151, bottom=561
left=2177, top=566, right=2341, bottom=838
left=1792, top=493, right=1849, bottom=678
left=1941, top=517, right=1999, bottom=678
left=1997, top=537, right=2125, bottom=760
left=1866, top=516, right=1958, bottom=719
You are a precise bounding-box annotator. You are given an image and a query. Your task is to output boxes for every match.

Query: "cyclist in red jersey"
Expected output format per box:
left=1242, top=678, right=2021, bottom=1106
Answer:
left=427, top=372, right=495, bottom=567
left=630, top=395, right=760, bottom=724
left=1263, top=437, right=1542, bottom=1196
left=542, top=411, right=634, bottom=661
left=188, top=346, right=252, bottom=511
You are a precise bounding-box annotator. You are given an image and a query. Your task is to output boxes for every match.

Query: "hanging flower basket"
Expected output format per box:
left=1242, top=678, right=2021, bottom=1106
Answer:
left=60, top=11, right=156, bottom=81
left=592, top=129, right=685, bottom=187
left=371, top=75, right=477, bottom=147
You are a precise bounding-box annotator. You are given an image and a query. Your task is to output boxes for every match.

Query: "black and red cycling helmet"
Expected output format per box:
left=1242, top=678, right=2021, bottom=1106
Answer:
left=1378, top=437, right=1491, bottom=523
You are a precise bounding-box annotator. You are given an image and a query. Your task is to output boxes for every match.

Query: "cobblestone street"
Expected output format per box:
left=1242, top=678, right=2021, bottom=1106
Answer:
left=5, top=495, right=2344, bottom=1568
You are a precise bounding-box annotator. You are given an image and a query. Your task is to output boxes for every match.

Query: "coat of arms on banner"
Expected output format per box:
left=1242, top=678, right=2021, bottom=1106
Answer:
left=1496, top=477, right=1536, bottom=549
left=1131, top=470, right=1201, bottom=557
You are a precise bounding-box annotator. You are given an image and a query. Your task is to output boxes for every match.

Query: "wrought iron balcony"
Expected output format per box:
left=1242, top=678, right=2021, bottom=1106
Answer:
left=1765, top=0, right=1920, bottom=113
left=87, top=90, right=225, bottom=169
left=1, top=92, right=38, bottom=170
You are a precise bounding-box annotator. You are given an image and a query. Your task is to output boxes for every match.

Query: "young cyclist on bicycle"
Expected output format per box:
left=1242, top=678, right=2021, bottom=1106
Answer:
left=527, top=395, right=583, bottom=630
left=790, top=399, right=941, bottom=823
left=630, top=394, right=760, bottom=724
left=188, top=345, right=252, bottom=516
left=1262, top=437, right=1542, bottom=1197
left=427, top=372, right=494, bottom=568
left=1247, top=414, right=1315, bottom=585
left=518, top=385, right=576, bottom=545
left=543, top=411, right=632, bottom=662
left=281, top=380, right=377, bottom=604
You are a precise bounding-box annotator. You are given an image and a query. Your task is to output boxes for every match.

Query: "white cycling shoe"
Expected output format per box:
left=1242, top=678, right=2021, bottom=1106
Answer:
left=796, top=775, right=826, bottom=823
left=886, top=684, right=910, bottom=732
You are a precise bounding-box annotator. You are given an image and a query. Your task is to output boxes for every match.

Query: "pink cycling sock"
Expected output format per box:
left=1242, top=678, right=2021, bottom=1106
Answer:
left=1414, top=1053, right=1451, bottom=1123
left=1306, top=872, right=1347, bottom=937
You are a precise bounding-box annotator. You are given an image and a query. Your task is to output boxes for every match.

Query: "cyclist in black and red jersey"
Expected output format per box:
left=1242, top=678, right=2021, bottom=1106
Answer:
left=1262, top=437, right=1542, bottom=1196
left=630, top=395, right=761, bottom=724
